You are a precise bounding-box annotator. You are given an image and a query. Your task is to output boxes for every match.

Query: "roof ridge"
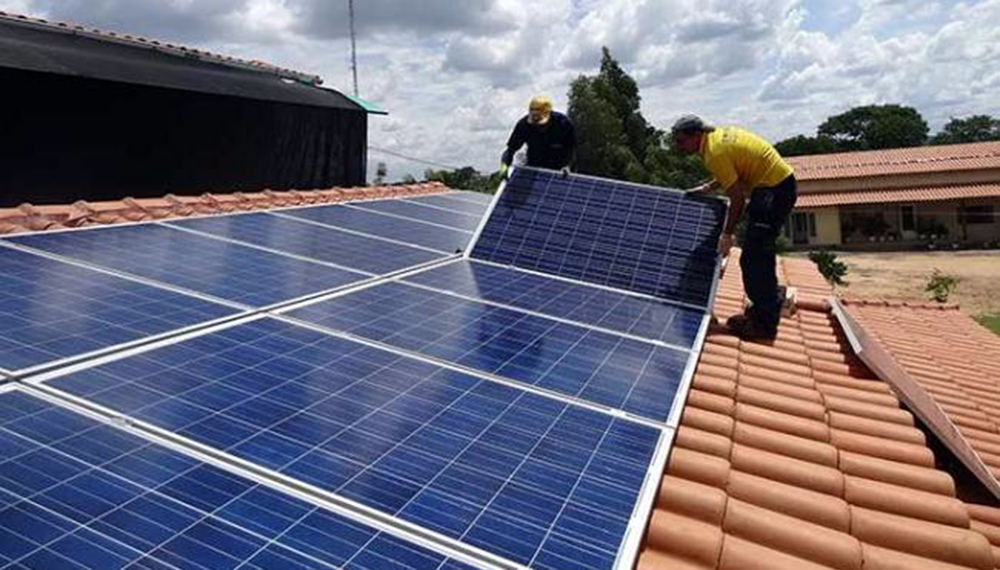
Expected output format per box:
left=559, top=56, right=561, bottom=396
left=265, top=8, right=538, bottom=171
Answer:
left=840, top=297, right=962, bottom=311
left=0, top=9, right=322, bottom=84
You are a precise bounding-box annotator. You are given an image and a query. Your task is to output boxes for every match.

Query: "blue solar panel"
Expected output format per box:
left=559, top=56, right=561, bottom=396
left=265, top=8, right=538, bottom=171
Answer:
left=405, top=260, right=704, bottom=347
left=349, top=202, right=483, bottom=232
left=287, top=283, right=689, bottom=421
left=405, top=195, right=490, bottom=216
left=46, top=318, right=662, bottom=569
left=6, top=225, right=367, bottom=308
left=0, top=247, right=238, bottom=372
left=167, top=213, right=444, bottom=275
left=281, top=206, right=473, bottom=253
left=447, top=192, right=494, bottom=205
left=471, top=168, right=727, bottom=307
left=0, top=389, right=476, bottom=570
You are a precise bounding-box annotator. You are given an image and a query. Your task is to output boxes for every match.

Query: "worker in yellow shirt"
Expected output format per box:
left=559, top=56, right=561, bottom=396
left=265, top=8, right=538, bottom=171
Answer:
left=672, top=115, right=797, bottom=341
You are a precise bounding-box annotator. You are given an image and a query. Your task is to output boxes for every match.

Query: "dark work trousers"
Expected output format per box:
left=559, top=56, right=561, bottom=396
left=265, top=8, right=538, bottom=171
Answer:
left=741, top=175, right=797, bottom=333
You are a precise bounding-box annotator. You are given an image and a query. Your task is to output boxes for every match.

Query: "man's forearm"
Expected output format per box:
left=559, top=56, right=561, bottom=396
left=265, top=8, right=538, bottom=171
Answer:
left=723, top=183, right=748, bottom=235
left=691, top=180, right=721, bottom=194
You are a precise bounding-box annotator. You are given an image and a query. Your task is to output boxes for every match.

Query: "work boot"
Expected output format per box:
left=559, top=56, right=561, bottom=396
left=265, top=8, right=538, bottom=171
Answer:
left=727, top=313, right=777, bottom=342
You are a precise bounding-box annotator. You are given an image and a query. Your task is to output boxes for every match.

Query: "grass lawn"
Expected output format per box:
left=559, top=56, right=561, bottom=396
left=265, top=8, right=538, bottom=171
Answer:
left=976, top=314, right=1000, bottom=337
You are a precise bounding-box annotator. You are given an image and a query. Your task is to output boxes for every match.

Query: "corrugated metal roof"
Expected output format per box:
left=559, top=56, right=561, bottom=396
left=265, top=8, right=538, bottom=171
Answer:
left=788, top=142, right=1000, bottom=181
left=796, top=183, right=1000, bottom=208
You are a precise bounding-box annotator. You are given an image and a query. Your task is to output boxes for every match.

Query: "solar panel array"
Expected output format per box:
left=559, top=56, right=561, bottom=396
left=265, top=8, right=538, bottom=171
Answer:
left=0, top=176, right=726, bottom=570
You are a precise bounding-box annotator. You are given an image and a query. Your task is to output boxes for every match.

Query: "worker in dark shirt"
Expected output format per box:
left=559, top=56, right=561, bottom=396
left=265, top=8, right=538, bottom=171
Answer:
left=501, top=96, right=576, bottom=176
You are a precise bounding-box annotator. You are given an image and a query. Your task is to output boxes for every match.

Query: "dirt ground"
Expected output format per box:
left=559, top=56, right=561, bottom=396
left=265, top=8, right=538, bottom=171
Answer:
left=805, top=250, right=1000, bottom=316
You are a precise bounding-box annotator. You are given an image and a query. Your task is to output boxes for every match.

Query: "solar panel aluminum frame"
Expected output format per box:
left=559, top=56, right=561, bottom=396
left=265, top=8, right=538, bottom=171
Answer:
left=14, top=381, right=523, bottom=570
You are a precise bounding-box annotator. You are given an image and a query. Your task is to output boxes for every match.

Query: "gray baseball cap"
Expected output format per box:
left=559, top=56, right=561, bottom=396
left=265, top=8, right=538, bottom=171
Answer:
left=671, top=114, right=712, bottom=135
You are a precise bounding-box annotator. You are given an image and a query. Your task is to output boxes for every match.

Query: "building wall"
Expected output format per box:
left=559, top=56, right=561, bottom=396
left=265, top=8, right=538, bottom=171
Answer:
left=0, top=68, right=368, bottom=206
left=814, top=207, right=842, bottom=244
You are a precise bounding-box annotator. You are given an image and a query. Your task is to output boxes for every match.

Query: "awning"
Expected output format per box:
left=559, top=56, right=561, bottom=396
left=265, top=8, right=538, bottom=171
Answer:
left=0, top=16, right=363, bottom=111
left=797, top=183, right=1000, bottom=208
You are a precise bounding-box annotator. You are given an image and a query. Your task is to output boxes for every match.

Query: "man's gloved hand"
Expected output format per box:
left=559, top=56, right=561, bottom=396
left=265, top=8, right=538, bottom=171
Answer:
left=560, top=166, right=571, bottom=178
left=499, top=163, right=510, bottom=180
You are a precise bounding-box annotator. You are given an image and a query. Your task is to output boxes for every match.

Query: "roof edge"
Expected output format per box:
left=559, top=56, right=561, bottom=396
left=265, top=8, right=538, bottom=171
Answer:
left=831, top=297, right=1000, bottom=500
left=0, top=10, right=323, bottom=85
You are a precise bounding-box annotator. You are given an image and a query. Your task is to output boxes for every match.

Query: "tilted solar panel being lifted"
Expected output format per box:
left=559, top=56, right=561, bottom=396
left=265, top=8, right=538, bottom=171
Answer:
left=470, top=167, right=728, bottom=308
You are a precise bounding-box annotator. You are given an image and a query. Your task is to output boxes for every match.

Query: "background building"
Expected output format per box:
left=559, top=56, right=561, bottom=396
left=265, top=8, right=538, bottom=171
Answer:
left=0, top=12, right=380, bottom=207
left=785, top=141, right=1000, bottom=249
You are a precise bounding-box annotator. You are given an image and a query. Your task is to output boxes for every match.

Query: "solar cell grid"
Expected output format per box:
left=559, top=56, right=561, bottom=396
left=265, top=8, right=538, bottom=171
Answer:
left=406, top=195, right=491, bottom=216
left=280, top=206, right=473, bottom=253
left=349, top=201, right=483, bottom=232
left=286, top=283, right=690, bottom=421
left=404, top=260, right=704, bottom=347
left=44, top=318, right=663, bottom=570
left=0, top=246, right=238, bottom=372
left=167, top=213, right=445, bottom=275
left=470, top=168, right=726, bottom=307
left=0, top=388, right=477, bottom=570
left=5, top=224, right=367, bottom=308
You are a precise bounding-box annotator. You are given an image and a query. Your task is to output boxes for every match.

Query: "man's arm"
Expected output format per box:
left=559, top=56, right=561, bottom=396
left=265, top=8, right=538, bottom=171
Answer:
left=689, top=180, right=721, bottom=195
left=717, top=181, right=750, bottom=257
left=501, top=120, right=527, bottom=166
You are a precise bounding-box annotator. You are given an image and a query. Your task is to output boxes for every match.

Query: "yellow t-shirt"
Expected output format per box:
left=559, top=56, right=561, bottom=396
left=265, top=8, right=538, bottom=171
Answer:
left=700, top=127, right=793, bottom=191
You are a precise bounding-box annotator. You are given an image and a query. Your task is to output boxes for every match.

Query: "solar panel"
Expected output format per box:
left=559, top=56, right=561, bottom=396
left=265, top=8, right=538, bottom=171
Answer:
left=405, top=195, right=491, bottom=216
left=0, top=246, right=238, bottom=373
left=41, top=317, right=663, bottom=570
left=280, top=206, right=473, bottom=253
left=286, top=282, right=690, bottom=422
left=470, top=168, right=727, bottom=307
left=404, top=259, right=704, bottom=347
left=167, top=213, right=445, bottom=275
left=0, top=388, right=478, bottom=570
left=445, top=192, right=494, bottom=205
left=6, top=225, right=368, bottom=308
left=349, top=201, right=483, bottom=232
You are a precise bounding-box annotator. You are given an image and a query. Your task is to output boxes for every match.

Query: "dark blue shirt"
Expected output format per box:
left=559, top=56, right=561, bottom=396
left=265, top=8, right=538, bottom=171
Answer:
left=502, top=111, right=576, bottom=170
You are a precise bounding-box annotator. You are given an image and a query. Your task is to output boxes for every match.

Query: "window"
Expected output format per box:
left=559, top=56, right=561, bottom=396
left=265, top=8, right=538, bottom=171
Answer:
left=961, top=205, right=994, bottom=225
left=807, top=213, right=817, bottom=237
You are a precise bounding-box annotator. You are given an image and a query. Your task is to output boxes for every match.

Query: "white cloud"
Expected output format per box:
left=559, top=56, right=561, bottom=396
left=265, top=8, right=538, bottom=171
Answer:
left=1, top=0, right=998, bottom=182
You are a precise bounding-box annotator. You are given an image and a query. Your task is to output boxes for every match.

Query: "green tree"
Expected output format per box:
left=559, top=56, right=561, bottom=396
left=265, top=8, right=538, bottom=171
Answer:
left=774, top=134, right=840, bottom=157
left=568, top=47, right=705, bottom=188
left=931, top=115, right=1000, bottom=145
left=423, top=167, right=499, bottom=193
left=818, top=104, right=928, bottom=151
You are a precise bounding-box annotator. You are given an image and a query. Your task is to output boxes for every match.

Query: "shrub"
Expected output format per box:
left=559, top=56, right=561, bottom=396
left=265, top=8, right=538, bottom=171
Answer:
left=925, top=269, right=960, bottom=303
left=808, top=250, right=849, bottom=286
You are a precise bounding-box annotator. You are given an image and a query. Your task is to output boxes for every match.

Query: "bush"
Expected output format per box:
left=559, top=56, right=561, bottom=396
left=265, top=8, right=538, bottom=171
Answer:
left=925, top=269, right=960, bottom=303
left=808, top=250, right=849, bottom=285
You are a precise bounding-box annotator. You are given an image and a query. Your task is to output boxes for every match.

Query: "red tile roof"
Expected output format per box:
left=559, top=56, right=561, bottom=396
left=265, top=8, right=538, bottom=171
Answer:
left=796, top=183, right=1000, bottom=208
left=788, top=142, right=1000, bottom=182
left=0, top=183, right=452, bottom=234
left=838, top=298, right=1000, bottom=498
left=0, top=10, right=321, bottom=84
left=639, top=255, right=1000, bottom=570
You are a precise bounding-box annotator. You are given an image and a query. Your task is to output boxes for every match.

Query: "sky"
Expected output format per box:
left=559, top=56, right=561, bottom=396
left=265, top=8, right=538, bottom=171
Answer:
left=3, top=0, right=999, bottom=182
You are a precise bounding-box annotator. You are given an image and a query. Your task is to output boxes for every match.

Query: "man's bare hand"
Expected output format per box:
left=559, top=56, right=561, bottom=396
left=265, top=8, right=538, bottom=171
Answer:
left=718, top=233, right=734, bottom=257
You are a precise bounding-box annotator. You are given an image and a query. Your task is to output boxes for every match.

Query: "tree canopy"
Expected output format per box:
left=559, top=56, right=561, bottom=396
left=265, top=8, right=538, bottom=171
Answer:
left=930, top=115, right=1000, bottom=145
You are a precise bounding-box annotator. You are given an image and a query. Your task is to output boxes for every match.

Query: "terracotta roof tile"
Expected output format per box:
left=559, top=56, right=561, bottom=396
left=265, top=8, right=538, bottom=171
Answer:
left=839, top=299, right=1000, bottom=501
left=639, top=254, right=1000, bottom=570
left=796, top=183, right=1000, bottom=208
left=0, top=183, right=452, bottom=234
left=787, top=141, right=1000, bottom=181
